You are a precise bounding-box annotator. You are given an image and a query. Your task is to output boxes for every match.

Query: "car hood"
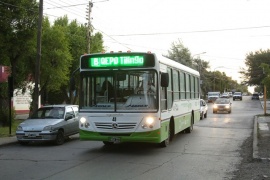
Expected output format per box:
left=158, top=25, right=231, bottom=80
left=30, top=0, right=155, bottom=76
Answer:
left=19, top=119, right=63, bottom=131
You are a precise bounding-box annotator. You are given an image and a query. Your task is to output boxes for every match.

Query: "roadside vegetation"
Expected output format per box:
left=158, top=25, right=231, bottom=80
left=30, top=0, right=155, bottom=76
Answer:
left=0, top=120, right=21, bottom=137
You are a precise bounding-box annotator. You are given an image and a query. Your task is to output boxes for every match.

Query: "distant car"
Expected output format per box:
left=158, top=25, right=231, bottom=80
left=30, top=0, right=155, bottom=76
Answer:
left=200, top=99, right=208, bottom=120
left=233, top=92, right=242, bottom=101
left=213, top=98, right=232, bottom=114
left=221, top=92, right=229, bottom=98
left=207, top=92, right=220, bottom=103
left=251, top=93, right=259, bottom=100
left=16, top=105, right=79, bottom=145
left=228, top=92, right=233, bottom=97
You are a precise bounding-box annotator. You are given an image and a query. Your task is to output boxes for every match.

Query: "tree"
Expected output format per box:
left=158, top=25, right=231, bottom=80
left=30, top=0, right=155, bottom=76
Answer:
left=0, top=0, right=38, bottom=89
left=166, top=39, right=193, bottom=67
left=39, top=16, right=104, bottom=105
left=260, top=63, right=270, bottom=98
left=240, top=49, right=270, bottom=88
left=0, top=0, right=38, bottom=125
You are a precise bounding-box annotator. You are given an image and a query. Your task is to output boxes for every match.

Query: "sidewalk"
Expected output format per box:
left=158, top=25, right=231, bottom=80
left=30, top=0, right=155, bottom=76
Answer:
left=253, top=100, right=270, bottom=161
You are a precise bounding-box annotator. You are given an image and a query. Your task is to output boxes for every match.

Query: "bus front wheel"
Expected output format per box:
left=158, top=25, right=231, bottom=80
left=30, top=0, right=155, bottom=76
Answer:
left=160, top=123, right=171, bottom=147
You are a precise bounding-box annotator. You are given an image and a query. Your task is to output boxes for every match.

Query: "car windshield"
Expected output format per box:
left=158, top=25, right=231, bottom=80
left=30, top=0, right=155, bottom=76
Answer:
left=31, top=107, right=65, bottom=119
left=215, top=99, right=230, bottom=104
left=253, top=94, right=259, bottom=97
left=234, top=92, right=241, bottom=95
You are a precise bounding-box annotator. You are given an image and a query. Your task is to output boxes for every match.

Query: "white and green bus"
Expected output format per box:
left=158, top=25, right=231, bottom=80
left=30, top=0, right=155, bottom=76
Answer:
left=76, top=52, right=200, bottom=147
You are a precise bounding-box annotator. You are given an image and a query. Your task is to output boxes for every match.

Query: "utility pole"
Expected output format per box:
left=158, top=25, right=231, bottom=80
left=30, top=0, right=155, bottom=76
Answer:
left=33, top=0, right=43, bottom=114
left=86, top=1, right=93, bottom=54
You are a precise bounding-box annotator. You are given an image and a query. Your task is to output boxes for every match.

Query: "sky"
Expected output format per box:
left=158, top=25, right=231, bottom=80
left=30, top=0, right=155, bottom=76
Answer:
left=43, top=0, right=270, bottom=92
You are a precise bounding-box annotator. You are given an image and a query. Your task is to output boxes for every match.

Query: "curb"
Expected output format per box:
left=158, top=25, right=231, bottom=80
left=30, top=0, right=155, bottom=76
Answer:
left=253, top=115, right=270, bottom=162
left=0, top=136, right=17, bottom=147
left=253, top=116, right=259, bottom=160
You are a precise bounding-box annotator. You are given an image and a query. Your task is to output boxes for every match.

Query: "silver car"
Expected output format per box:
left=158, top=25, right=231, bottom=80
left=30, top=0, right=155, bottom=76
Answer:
left=16, top=105, right=79, bottom=145
left=200, top=99, right=208, bottom=120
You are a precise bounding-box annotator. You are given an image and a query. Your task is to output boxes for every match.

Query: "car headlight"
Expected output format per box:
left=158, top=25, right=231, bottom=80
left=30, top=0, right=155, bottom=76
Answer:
left=43, top=125, right=53, bottom=131
left=17, top=126, right=23, bottom=131
left=225, top=105, right=230, bottom=108
left=213, top=104, right=217, bottom=108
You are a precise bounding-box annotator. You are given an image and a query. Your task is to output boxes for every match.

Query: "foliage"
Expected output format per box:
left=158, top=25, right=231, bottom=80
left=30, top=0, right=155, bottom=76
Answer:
left=0, top=119, right=21, bottom=137
left=0, top=0, right=38, bottom=123
left=46, top=17, right=105, bottom=105
left=0, top=105, right=15, bottom=127
left=166, top=40, right=248, bottom=97
left=166, top=39, right=193, bottom=67
left=240, top=49, right=270, bottom=88
left=0, top=0, right=39, bottom=89
left=260, top=63, right=270, bottom=98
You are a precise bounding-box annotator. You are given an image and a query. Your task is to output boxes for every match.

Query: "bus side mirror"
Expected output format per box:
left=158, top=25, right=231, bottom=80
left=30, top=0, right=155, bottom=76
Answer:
left=161, top=73, right=169, bottom=87
left=70, top=77, right=75, bottom=91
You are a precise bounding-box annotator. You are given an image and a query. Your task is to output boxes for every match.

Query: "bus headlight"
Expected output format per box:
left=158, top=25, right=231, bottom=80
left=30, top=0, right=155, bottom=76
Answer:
left=142, top=117, right=154, bottom=129
left=80, top=117, right=90, bottom=128
left=146, top=117, right=154, bottom=125
left=80, top=117, right=86, bottom=124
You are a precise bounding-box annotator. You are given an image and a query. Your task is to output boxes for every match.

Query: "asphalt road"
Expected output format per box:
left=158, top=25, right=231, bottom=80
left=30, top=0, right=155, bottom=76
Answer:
left=0, top=96, right=262, bottom=180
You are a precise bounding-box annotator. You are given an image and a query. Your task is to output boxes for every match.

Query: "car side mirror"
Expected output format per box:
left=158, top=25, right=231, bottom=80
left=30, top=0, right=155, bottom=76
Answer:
left=65, top=114, right=74, bottom=120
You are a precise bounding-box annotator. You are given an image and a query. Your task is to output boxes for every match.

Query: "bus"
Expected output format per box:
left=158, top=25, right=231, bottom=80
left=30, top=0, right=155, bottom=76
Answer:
left=74, top=51, right=200, bottom=147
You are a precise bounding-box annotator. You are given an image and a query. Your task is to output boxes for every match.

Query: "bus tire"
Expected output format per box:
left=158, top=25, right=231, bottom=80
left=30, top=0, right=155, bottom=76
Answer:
left=103, top=141, right=114, bottom=146
left=160, top=122, right=171, bottom=147
left=185, top=113, right=194, bottom=133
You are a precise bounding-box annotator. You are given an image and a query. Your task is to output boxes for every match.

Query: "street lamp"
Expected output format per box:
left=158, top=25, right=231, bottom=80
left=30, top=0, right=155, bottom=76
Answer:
left=192, top=52, right=206, bottom=72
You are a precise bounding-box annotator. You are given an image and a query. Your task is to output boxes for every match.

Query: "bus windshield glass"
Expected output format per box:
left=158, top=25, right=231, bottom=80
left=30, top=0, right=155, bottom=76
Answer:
left=80, top=70, right=158, bottom=112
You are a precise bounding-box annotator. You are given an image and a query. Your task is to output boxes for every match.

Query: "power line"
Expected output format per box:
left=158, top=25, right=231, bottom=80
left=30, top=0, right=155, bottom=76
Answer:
left=45, top=3, right=87, bottom=10
left=109, top=25, right=270, bottom=37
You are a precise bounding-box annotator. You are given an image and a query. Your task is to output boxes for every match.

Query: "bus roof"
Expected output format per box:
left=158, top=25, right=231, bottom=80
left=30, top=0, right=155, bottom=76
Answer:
left=156, top=54, right=200, bottom=76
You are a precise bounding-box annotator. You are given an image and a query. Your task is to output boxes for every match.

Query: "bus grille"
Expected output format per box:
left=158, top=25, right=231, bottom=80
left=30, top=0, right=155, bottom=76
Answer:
left=95, top=122, right=137, bottom=129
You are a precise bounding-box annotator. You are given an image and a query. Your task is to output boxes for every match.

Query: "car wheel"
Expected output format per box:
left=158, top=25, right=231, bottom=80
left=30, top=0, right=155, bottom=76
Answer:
left=200, top=113, right=203, bottom=120
left=213, top=110, right=216, bottom=114
left=54, top=130, right=65, bottom=145
left=160, top=122, right=171, bottom=147
left=103, top=141, right=114, bottom=146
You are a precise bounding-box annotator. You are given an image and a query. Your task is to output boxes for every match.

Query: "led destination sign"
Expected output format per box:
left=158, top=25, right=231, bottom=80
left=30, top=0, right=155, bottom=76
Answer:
left=90, top=56, right=144, bottom=67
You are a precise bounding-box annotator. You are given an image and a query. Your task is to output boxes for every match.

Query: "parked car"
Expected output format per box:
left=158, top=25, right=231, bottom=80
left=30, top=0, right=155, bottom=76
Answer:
left=16, top=104, right=79, bottom=145
left=213, top=98, right=232, bottom=114
left=200, top=99, right=208, bottom=120
left=233, top=92, right=242, bottom=101
left=251, top=93, right=260, bottom=100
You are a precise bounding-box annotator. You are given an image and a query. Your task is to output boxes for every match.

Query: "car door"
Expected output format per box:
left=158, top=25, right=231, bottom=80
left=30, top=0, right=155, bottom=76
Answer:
left=65, top=106, right=78, bottom=134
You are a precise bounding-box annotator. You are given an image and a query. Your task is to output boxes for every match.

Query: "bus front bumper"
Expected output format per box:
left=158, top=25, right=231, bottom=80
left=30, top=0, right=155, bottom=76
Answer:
left=79, top=129, right=161, bottom=143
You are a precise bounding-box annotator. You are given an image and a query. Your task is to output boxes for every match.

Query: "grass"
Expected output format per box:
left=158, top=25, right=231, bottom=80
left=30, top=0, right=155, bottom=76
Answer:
left=0, top=120, right=22, bottom=137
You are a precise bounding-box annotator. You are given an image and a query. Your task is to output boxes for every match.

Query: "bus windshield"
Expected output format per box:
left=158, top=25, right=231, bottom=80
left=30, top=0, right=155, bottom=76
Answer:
left=80, top=70, right=158, bottom=112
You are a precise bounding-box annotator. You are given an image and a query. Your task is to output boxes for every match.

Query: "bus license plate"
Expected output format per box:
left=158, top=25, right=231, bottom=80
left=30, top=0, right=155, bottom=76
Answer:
left=110, top=137, right=120, bottom=143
